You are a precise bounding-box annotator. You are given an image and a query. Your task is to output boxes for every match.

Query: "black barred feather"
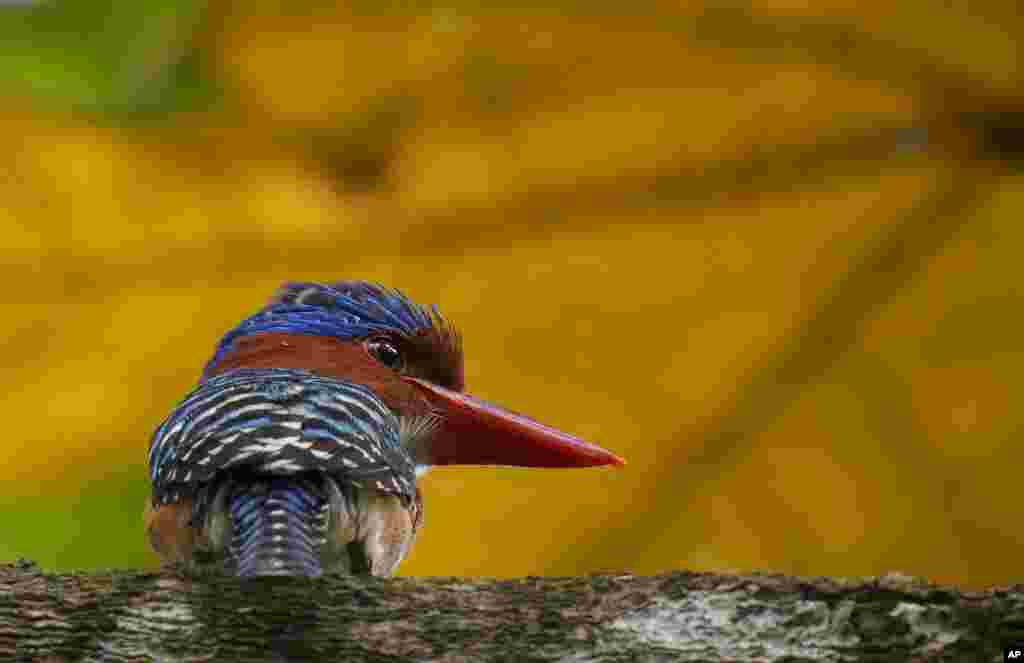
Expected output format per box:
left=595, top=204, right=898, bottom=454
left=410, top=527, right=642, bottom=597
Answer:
left=228, top=477, right=326, bottom=577
left=149, top=368, right=416, bottom=508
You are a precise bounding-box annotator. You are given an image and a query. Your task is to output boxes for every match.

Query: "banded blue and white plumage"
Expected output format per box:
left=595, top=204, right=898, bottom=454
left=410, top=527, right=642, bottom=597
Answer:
left=147, top=368, right=421, bottom=577
left=145, top=279, right=623, bottom=578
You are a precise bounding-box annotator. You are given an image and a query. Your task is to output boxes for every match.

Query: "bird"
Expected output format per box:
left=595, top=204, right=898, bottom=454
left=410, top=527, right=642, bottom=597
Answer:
left=145, top=281, right=624, bottom=578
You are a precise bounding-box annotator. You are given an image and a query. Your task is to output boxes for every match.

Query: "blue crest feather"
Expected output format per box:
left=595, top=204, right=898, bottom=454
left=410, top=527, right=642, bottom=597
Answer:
left=203, top=281, right=456, bottom=380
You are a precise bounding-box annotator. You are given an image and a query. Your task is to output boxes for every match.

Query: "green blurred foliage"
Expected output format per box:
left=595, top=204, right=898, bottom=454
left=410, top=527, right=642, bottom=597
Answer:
left=0, top=0, right=215, bottom=113
left=0, top=1, right=1022, bottom=588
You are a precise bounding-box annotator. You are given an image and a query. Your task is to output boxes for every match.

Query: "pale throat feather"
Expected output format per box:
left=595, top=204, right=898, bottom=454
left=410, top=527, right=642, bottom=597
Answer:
left=398, top=413, right=442, bottom=478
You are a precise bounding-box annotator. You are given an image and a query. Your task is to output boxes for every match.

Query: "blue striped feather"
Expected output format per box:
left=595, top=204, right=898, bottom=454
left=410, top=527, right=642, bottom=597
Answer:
left=148, top=368, right=416, bottom=508
left=228, top=476, right=327, bottom=577
left=203, top=281, right=443, bottom=380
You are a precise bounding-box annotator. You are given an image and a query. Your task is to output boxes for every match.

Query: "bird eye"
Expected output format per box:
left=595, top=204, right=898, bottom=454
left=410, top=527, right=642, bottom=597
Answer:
left=366, top=338, right=404, bottom=371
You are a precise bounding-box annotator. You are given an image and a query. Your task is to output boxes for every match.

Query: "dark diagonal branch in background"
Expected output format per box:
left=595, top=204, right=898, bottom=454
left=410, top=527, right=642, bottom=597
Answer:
left=546, top=5, right=1023, bottom=572
left=563, top=157, right=1003, bottom=571
left=398, top=122, right=930, bottom=253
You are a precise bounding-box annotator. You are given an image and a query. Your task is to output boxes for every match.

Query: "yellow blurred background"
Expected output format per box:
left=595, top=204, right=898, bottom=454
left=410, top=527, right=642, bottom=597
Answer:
left=1, top=1, right=1022, bottom=589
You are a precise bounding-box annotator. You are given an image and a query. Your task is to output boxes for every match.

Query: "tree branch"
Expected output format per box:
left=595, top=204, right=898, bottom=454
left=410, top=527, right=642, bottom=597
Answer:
left=3, top=560, right=1018, bottom=661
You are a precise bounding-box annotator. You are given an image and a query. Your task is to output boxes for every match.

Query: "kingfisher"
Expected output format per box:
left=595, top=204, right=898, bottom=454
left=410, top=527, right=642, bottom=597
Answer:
left=145, top=281, right=623, bottom=577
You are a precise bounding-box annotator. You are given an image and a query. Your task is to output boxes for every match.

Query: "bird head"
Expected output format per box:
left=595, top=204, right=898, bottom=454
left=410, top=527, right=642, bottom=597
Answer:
left=202, top=281, right=624, bottom=471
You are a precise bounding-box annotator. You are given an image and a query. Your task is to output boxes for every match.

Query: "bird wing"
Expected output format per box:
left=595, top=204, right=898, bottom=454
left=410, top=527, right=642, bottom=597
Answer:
left=148, top=368, right=416, bottom=506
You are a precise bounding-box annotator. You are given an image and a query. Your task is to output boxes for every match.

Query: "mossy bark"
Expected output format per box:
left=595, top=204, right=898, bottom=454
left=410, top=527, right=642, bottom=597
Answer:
left=3, top=560, right=1019, bottom=661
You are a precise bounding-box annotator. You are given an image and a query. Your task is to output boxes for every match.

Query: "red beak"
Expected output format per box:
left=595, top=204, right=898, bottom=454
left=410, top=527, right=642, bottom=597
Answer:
left=402, top=377, right=625, bottom=468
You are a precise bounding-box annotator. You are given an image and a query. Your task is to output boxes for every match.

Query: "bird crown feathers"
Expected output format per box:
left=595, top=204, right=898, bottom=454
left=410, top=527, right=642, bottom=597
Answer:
left=203, top=281, right=462, bottom=385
